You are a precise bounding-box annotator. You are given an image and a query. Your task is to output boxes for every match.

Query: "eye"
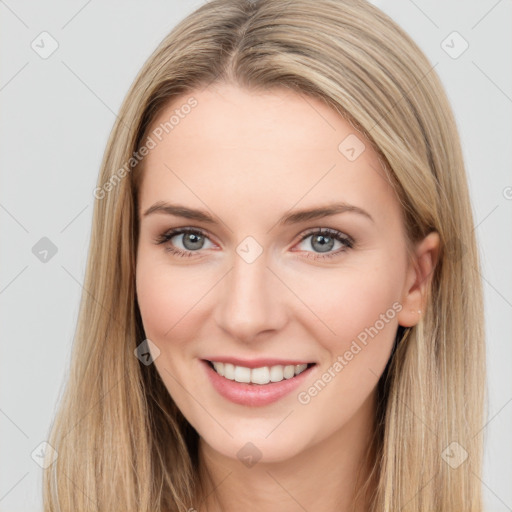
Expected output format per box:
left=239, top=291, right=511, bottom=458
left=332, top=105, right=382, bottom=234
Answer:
left=154, top=227, right=354, bottom=260
left=154, top=227, right=214, bottom=257
left=294, top=228, right=354, bottom=260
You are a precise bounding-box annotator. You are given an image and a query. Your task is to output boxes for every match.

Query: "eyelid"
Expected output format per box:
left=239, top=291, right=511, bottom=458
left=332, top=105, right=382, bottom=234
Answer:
left=297, top=227, right=354, bottom=245
left=154, top=226, right=215, bottom=247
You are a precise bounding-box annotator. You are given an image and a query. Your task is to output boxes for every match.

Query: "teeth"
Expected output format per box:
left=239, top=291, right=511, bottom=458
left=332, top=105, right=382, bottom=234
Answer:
left=211, top=361, right=309, bottom=384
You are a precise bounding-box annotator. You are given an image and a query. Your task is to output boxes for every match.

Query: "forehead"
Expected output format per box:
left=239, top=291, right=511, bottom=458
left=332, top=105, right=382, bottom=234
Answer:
left=138, top=83, right=397, bottom=224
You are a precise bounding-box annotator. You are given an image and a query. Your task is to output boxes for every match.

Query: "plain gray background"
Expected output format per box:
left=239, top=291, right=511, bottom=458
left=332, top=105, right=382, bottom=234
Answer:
left=1, top=0, right=511, bottom=510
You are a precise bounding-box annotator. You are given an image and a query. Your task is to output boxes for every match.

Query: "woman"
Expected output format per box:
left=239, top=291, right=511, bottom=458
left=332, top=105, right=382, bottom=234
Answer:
left=43, top=0, right=486, bottom=510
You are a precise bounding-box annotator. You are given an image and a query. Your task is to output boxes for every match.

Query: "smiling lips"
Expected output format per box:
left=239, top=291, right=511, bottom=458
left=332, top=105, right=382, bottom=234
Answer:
left=202, top=358, right=316, bottom=406
left=204, top=356, right=316, bottom=385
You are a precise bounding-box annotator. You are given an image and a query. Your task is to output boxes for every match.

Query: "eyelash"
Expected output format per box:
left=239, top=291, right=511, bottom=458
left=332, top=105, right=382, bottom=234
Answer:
left=153, top=227, right=355, bottom=260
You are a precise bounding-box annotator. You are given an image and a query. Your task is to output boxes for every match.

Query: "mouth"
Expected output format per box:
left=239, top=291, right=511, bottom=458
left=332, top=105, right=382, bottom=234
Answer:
left=204, top=359, right=317, bottom=385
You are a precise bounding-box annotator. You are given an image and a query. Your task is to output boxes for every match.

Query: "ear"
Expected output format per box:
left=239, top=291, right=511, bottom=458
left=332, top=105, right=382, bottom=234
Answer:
left=397, top=231, right=440, bottom=327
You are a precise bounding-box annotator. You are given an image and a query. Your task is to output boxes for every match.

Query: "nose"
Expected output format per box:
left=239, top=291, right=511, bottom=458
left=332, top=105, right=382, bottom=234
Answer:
left=214, top=249, right=288, bottom=344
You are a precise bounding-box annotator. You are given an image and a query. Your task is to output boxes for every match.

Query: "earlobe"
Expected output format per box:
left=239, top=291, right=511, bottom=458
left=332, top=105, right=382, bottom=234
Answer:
left=397, top=231, right=440, bottom=327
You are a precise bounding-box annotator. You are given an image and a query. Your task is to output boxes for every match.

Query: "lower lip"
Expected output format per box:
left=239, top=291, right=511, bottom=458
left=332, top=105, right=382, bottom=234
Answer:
left=201, top=359, right=316, bottom=407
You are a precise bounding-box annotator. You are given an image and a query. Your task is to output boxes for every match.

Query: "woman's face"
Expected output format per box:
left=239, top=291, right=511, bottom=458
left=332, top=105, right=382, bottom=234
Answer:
left=135, top=83, right=431, bottom=463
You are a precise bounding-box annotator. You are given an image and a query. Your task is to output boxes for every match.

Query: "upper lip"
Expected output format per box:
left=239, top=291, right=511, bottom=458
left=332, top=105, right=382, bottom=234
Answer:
left=203, top=357, right=315, bottom=369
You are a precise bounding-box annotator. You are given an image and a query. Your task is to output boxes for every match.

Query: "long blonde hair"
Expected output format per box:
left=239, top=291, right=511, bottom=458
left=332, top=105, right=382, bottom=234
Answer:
left=43, top=0, right=486, bottom=510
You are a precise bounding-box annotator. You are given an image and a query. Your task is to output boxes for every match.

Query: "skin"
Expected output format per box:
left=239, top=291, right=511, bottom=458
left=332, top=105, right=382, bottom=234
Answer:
left=135, top=82, right=439, bottom=512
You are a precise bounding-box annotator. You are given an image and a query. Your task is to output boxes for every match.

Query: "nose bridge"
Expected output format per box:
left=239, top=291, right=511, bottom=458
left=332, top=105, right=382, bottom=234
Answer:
left=214, top=246, right=286, bottom=341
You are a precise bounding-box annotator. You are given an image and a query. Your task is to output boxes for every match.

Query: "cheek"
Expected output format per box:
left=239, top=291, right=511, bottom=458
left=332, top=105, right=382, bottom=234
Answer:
left=135, top=256, right=208, bottom=346
left=262, top=264, right=402, bottom=449
left=306, top=266, right=401, bottom=333
left=292, top=265, right=403, bottom=431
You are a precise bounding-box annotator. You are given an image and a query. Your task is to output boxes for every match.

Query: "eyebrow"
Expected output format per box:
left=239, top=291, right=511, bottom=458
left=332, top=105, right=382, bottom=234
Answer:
left=142, top=201, right=374, bottom=225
